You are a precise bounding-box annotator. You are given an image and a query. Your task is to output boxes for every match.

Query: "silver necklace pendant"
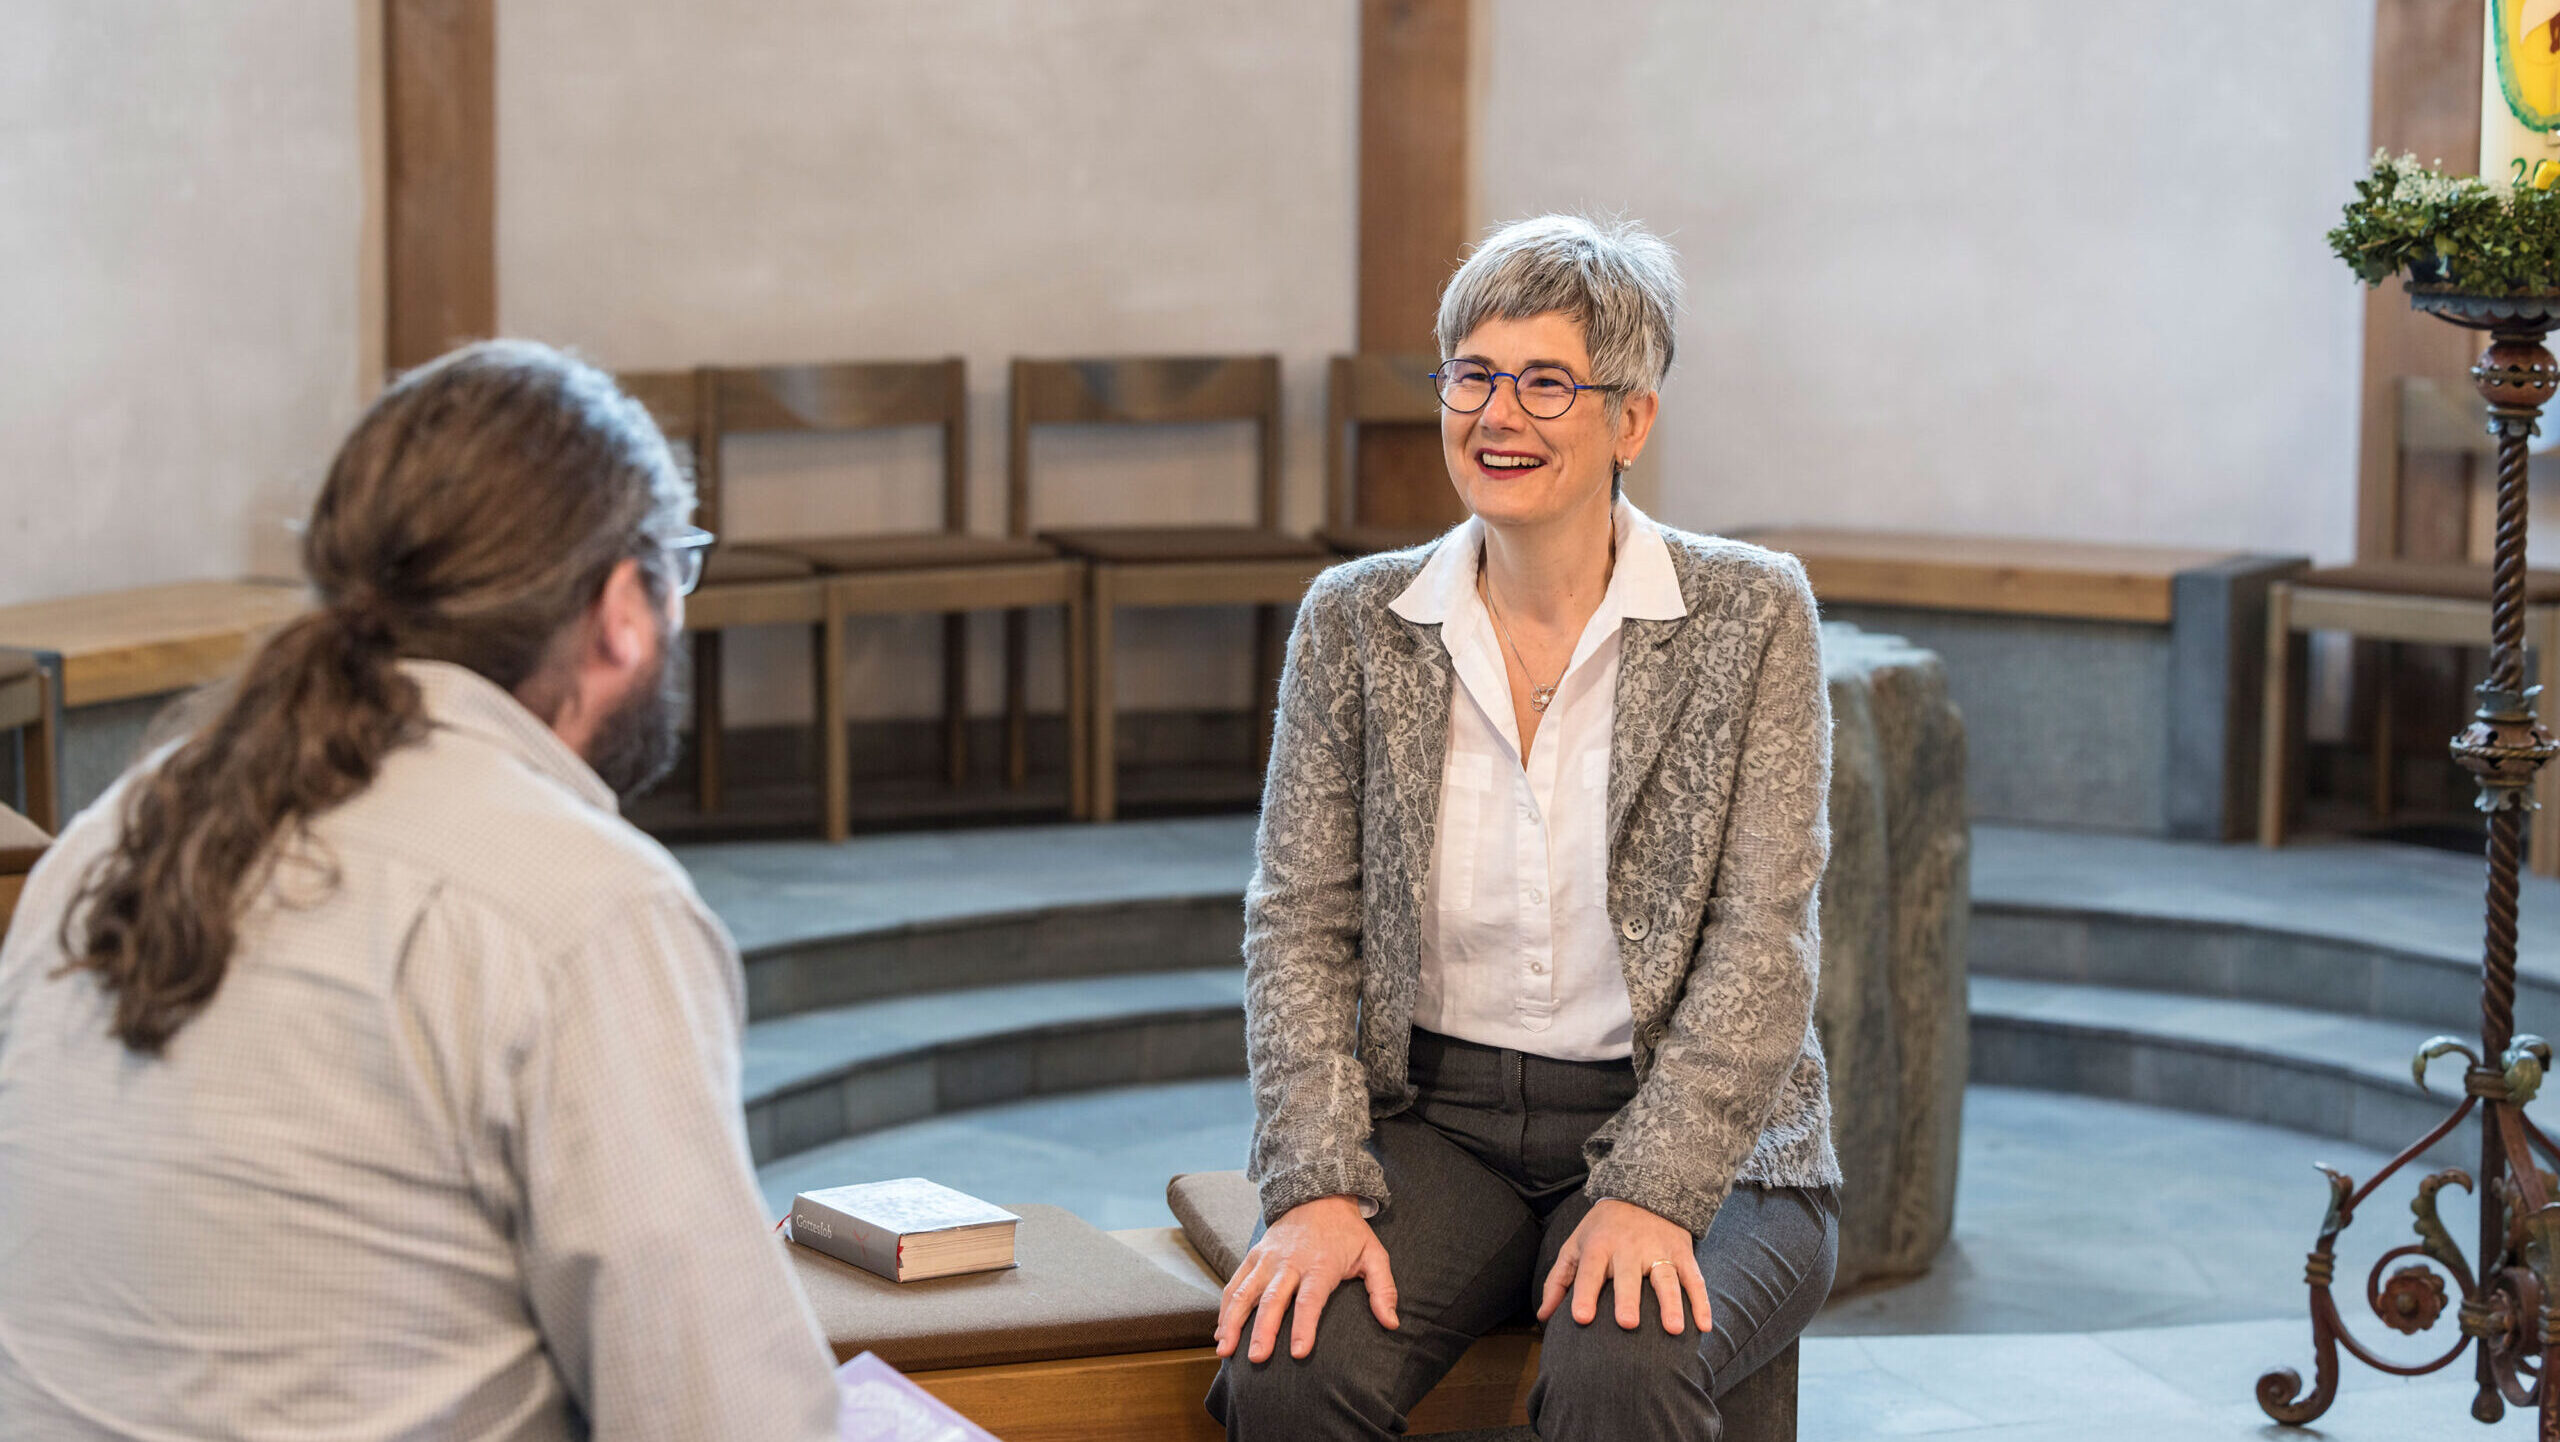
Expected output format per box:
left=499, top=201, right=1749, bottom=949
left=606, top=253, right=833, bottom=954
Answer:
left=1530, top=685, right=1556, bottom=713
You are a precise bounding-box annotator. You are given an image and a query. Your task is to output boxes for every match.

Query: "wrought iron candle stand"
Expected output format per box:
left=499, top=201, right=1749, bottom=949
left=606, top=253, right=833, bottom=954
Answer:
left=2259, top=287, right=2560, bottom=1435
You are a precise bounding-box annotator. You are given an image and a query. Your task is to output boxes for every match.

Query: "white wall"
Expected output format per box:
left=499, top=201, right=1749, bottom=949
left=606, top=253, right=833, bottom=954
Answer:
left=0, top=2, right=370, bottom=606
left=1475, top=0, right=2377, bottom=562
left=2, top=2, right=2393, bottom=730
left=495, top=1, right=1359, bottom=724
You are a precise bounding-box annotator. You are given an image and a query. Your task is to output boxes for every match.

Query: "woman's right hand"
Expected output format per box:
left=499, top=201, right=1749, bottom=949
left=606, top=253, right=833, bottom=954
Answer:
left=1213, top=1194, right=1400, bottom=1363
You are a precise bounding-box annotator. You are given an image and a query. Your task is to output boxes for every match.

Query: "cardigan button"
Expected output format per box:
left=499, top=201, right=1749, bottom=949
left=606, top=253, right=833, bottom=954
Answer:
left=1619, top=917, right=1650, bottom=941
left=1640, top=1021, right=1668, bottom=1050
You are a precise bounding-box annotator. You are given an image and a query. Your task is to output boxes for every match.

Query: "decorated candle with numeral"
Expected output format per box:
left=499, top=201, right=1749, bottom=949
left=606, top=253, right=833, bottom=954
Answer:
left=2485, top=0, right=2560, bottom=187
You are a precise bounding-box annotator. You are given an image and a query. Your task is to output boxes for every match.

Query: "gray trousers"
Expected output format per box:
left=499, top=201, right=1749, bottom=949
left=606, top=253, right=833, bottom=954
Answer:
left=1207, top=1029, right=1838, bottom=1441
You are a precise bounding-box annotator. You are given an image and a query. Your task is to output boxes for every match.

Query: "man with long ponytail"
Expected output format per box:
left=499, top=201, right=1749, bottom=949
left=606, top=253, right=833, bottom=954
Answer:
left=0, top=341, right=842, bottom=1439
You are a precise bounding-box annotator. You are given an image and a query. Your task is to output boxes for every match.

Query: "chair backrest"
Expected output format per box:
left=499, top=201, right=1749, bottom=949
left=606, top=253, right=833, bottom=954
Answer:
left=2396, top=375, right=2496, bottom=563
left=1007, top=354, right=1281, bottom=535
left=2398, top=375, right=2492, bottom=458
left=1326, top=353, right=1442, bottom=532
left=695, top=359, right=970, bottom=538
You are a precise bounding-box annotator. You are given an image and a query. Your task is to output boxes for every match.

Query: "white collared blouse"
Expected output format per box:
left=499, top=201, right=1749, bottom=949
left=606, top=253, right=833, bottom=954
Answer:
left=1387, top=498, right=1691, bottom=1062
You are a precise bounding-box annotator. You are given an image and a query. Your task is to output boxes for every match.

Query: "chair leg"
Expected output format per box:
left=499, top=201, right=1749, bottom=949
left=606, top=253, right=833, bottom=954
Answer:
left=1252, top=602, right=1281, bottom=775
left=1004, top=609, right=1029, bottom=791
left=1065, top=588, right=1090, bottom=821
left=2535, top=609, right=2560, bottom=879
left=1089, top=568, right=1118, bottom=823
left=943, top=613, right=969, bottom=790
left=819, top=610, right=848, bottom=843
left=693, top=629, right=725, bottom=814
left=2371, top=643, right=2394, bottom=822
left=2258, top=585, right=2292, bottom=848
left=23, top=669, right=56, bottom=834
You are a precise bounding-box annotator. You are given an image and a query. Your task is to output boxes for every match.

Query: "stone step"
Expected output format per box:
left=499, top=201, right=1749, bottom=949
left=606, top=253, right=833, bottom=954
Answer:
left=1971, top=824, right=2560, bottom=1037
left=742, top=968, right=1245, bottom=1166
left=1968, top=975, right=2554, bottom=1167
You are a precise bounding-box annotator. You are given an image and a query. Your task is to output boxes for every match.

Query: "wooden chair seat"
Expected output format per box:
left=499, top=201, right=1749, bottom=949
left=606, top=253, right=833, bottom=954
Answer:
left=1316, top=523, right=1448, bottom=557
left=1041, top=526, right=1327, bottom=566
left=2295, top=559, right=2560, bottom=605
left=770, top=533, right=1060, bottom=573
left=700, top=547, right=818, bottom=585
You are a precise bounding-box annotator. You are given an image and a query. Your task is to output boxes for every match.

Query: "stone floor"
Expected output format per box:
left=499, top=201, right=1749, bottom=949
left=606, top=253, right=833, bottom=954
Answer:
left=762, top=1083, right=2413, bottom=1336
left=714, top=819, right=2560, bottom=1436
left=765, top=1083, right=2528, bottom=1436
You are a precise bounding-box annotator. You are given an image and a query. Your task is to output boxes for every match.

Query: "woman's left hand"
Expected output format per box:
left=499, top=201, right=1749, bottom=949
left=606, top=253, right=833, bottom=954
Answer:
left=1536, top=1197, right=1712, bottom=1334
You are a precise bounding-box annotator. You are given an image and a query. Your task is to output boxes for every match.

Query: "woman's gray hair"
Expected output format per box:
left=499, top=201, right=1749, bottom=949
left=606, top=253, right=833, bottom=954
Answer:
left=1434, top=213, right=1682, bottom=399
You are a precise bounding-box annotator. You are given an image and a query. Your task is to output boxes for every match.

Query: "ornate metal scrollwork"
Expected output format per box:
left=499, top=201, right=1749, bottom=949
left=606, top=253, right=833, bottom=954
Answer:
left=2380, top=1265, right=2451, bottom=1334
left=2264, top=301, right=2560, bottom=1435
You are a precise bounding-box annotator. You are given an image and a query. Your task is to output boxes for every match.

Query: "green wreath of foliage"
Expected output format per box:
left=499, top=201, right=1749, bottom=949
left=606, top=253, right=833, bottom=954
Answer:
left=2330, top=151, right=2560, bottom=295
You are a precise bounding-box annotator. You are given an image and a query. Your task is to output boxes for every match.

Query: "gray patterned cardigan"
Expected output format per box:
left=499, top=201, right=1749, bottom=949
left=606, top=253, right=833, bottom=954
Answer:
left=1242, top=525, right=1841, bottom=1237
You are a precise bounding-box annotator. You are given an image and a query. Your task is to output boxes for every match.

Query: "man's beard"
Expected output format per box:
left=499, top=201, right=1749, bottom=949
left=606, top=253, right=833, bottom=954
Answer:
left=586, top=629, right=689, bottom=800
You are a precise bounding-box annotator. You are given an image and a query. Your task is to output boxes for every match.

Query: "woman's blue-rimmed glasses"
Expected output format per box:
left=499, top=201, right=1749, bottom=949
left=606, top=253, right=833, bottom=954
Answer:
left=1430, top=359, right=1615, bottom=420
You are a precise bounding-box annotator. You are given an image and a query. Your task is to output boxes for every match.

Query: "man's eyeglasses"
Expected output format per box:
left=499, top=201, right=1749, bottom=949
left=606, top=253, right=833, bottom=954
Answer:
left=664, top=527, right=716, bottom=596
left=1430, top=360, right=1617, bottom=421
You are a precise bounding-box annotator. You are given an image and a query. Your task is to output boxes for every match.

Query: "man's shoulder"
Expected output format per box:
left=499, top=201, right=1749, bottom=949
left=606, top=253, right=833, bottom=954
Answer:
left=328, top=725, right=703, bottom=949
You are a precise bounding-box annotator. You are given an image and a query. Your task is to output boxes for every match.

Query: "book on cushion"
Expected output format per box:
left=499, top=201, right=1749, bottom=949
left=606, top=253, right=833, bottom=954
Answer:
left=791, top=1179, right=1021, bottom=1283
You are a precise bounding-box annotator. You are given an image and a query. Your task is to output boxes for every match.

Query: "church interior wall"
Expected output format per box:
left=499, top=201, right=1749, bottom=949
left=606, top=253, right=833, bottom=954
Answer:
left=2, top=2, right=2392, bottom=728
left=0, top=1, right=370, bottom=610
left=1474, top=0, right=2379, bottom=564
left=494, top=1, right=1359, bottom=727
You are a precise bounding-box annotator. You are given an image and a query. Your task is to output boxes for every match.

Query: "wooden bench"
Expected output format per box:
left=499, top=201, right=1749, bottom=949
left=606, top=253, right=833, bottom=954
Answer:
left=1742, top=528, right=2303, bottom=840
left=0, top=581, right=310, bottom=822
left=792, top=1189, right=1797, bottom=1441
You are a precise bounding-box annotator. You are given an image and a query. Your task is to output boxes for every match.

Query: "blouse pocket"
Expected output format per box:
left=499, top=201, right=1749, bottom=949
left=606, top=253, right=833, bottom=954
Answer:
left=1432, top=752, right=1492, bottom=911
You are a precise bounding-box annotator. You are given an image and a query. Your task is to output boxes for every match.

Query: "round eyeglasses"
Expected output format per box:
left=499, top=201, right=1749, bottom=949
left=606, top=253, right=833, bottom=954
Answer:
left=664, top=527, right=717, bottom=596
left=1431, top=360, right=1615, bottom=421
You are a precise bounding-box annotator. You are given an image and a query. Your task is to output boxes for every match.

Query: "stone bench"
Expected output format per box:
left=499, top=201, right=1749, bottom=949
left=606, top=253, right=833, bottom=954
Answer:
left=1759, top=528, right=2304, bottom=840
left=790, top=1194, right=1798, bottom=1441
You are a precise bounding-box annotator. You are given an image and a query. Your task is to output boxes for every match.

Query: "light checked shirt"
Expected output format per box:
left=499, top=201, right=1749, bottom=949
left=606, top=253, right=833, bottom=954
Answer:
left=0, top=661, right=841, bottom=1441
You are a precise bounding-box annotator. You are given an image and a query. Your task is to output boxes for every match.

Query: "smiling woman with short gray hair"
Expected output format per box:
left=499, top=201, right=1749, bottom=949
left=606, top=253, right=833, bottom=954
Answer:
left=1207, top=213, right=1842, bottom=1441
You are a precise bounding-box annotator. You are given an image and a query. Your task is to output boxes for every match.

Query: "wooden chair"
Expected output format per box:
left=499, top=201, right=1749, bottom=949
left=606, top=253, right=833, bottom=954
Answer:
left=617, top=369, right=840, bottom=837
left=705, top=360, right=1088, bottom=826
left=2260, top=563, right=2560, bottom=875
left=0, top=651, right=56, bottom=833
left=2259, top=376, right=2560, bottom=874
left=1318, top=352, right=1463, bottom=557
left=1013, top=356, right=1330, bottom=821
left=0, top=799, right=49, bottom=941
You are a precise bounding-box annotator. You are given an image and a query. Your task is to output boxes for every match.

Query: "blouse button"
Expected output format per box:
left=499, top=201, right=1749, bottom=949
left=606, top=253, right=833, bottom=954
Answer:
left=1620, top=917, right=1650, bottom=941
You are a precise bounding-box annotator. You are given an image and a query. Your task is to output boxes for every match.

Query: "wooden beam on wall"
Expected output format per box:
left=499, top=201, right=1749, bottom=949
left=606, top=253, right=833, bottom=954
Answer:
left=384, top=0, right=495, bottom=371
left=2357, top=0, right=2482, bottom=562
left=1356, top=0, right=1473, bottom=528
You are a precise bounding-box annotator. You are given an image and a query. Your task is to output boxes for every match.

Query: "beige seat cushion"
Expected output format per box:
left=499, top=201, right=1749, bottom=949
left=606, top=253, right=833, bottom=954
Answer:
left=1041, top=526, right=1328, bottom=565
left=789, top=1203, right=1220, bottom=1371
left=701, top=547, right=819, bottom=585
left=764, top=533, right=1059, bottom=573
left=2299, top=559, right=2560, bottom=605
left=1166, top=1170, right=1261, bottom=1283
